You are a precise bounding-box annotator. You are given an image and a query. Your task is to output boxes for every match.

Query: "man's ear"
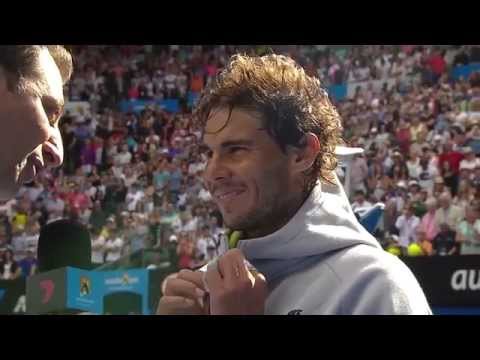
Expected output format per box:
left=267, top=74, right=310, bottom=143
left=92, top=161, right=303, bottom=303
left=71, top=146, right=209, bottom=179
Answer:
left=290, top=133, right=321, bottom=174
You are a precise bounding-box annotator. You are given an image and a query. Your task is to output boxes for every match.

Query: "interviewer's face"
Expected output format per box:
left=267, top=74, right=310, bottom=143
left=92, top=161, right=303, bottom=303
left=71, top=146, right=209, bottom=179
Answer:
left=0, top=48, right=65, bottom=200
left=202, top=108, right=298, bottom=233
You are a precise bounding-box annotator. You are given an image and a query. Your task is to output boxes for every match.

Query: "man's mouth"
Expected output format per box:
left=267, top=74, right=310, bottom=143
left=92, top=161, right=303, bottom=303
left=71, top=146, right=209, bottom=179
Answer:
left=214, top=189, right=246, bottom=202
left=18, top=155, right=45, bottom=183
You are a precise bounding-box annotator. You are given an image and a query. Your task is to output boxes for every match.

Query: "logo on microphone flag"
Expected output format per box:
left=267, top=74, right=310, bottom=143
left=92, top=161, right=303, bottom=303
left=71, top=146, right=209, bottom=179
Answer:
left=39, top=280, right=55, bottom=304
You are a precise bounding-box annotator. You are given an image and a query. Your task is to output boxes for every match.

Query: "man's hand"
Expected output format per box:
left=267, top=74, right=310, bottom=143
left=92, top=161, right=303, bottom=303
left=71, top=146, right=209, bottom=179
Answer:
left=205, top=249, right=268, bottom=315
left=157, top=269, right=207, bottom=315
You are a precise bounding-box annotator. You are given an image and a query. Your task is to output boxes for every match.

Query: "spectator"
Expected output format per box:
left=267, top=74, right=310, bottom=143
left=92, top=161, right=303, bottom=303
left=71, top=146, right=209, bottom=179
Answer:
left=176, top=232, right=194, bottom=270
left=0, top=248, right=22, bottom=280
left=432, top=223, right=457, bottom=256
left=419, top=198, right=440, bottom=242
left=453, top=180, right=473, bottom=214
left=195, top=225, right=212, bottom=264
left=18, top=247, right=37, bottom=277
left=438, top=141, right=464, bottom=195
left=418, top=156, right=439, bottom=195
left=395, top=204, right=420, bottom=254
left=434, top=192, right=464, bottom=231
left=415, top=228, right=434, bottom=256
left=114, top=144, right=132, bottom=167
left=455, top=204, right=480, bottom=255
left=349, top=153, right=369, bottom=198
left=91, top=229, right=106, bottom=267
left=104, top=228, right=124, bottom=263
left=459, top=146, right=479, bottom=170
left=351, top=190, right=372, bottom=212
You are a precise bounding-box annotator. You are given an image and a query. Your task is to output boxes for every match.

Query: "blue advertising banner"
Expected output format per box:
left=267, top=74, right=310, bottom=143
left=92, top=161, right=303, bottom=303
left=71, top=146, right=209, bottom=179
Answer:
left=451, top=63, right=480, bottom=81
left=102, top=269, right=149, bottom=315
left=65, top=268, right=150, bottom=314
left=327, top=84, right=348, bottom=101
left=66, top=268, right=104, bottom=314
left=119, top=99, right=180, bottom=114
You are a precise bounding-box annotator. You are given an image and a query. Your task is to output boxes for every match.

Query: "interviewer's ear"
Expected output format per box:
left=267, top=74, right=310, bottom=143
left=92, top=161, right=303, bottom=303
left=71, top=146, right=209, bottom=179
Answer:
left=289, top=132, right=321, bottom=174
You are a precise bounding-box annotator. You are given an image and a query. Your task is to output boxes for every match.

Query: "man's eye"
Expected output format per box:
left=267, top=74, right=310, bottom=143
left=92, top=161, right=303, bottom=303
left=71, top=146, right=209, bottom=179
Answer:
left=229, top=147, right=247, bottom=154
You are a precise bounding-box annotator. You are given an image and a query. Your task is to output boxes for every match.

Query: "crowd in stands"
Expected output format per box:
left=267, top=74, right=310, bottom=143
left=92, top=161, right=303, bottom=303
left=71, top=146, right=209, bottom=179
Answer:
left=2, top=44, right=480, bottom=280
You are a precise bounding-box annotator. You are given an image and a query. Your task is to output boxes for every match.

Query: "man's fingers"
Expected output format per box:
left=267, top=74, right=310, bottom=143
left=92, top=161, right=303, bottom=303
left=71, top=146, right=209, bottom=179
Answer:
left=205, top=261, right=224, bottom=293
left=164, top=277, right=206, bottom=299
left=177, top=269, right=207, bottom=291
left=216, top=249, right=252, bottom=289
left=157, top=296, right=203, bottom=315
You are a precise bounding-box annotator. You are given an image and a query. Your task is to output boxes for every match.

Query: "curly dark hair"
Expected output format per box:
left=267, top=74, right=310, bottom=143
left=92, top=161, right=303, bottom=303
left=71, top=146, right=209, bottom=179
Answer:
left=194, top=53, right=344, bottom=194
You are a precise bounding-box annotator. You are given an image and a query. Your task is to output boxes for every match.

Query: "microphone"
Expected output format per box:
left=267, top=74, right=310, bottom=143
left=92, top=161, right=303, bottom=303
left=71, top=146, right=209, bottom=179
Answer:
left=37, top=219, right=92, bottom=273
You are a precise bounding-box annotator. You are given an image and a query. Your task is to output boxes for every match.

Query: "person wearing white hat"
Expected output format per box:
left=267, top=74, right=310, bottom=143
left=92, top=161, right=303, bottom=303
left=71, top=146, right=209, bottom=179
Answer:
left=459, top=146, right=479, bottom=171
left=435, top=192, right=464, bottom=232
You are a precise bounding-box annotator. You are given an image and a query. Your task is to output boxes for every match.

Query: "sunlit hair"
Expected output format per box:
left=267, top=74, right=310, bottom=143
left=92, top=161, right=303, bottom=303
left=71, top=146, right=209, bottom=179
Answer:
left=194, top=53, right=344, bottom=194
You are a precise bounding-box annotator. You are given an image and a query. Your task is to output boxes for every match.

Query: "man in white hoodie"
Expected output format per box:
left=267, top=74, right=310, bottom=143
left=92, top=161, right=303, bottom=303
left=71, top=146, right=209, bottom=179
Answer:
left=158, top=53, right=431, bottom=315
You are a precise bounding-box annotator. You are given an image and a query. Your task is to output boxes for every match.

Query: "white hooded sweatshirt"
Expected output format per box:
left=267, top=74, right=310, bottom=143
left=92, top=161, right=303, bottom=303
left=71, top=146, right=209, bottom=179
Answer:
left=205, top=175, right=432, bottom=315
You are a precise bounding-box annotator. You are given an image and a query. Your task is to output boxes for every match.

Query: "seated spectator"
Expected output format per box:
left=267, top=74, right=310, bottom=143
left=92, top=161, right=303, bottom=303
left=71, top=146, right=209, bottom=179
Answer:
left=432, top=223, right=457, bottom=256
left=18, top=247, right=38, bottom=277
left=351, top=189, right=372, bottom=212
left=415, top=229, right=433, bottom=256
left=0, top=249, right=22, bottom=280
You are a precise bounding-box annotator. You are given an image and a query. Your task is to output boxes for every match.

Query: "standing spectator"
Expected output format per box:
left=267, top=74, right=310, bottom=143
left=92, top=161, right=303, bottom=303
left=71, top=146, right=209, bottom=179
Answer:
left=459, top=146, right=479, bottom=170
left=453, top=180, right=473, bottom=214
left=195, top=225, right=213, bottom=264
left=455, top=204, right=480, bottom=255
left=434, top=192, right=464, bottom=231
left=89, top=200, right=108, bottom=233
left=395, top=119, right=411, bottom=155
left=406, top=149, right=421, bottom=180
left=427, top=49, right=446, bottom=84
left=91, top=229, right=106, bottom=267
left=114, top=144, right=132, bottom=168
left=176, top=232, right=194, bottom=270
left=80, top=138, right=96, bottom=175
left=418, top=156, right=439, bottom=195
left=349, top=153, right=369, bottom=198
left=395, top=204, right=420, bottom=254
left=438, top=141, right=464, bottom=195
left=419, top=198, right=440, bottom=243
left=104, top=229, right=124, bottom=263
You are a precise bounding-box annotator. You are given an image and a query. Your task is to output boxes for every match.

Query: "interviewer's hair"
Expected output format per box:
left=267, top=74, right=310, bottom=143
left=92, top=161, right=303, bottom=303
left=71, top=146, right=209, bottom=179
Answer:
left=194, top=53, right=343, bottom=193
left=0, top=45, right=73, bottom=94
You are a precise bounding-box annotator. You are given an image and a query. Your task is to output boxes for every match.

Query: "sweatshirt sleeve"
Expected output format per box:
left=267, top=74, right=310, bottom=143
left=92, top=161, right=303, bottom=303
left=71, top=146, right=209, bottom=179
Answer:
left=339, top=256, right=432, bottom=315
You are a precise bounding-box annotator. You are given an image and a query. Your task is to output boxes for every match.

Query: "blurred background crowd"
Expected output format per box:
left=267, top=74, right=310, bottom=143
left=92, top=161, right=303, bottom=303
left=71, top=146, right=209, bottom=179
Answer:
left=2, top=44, right=480, bottom=281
